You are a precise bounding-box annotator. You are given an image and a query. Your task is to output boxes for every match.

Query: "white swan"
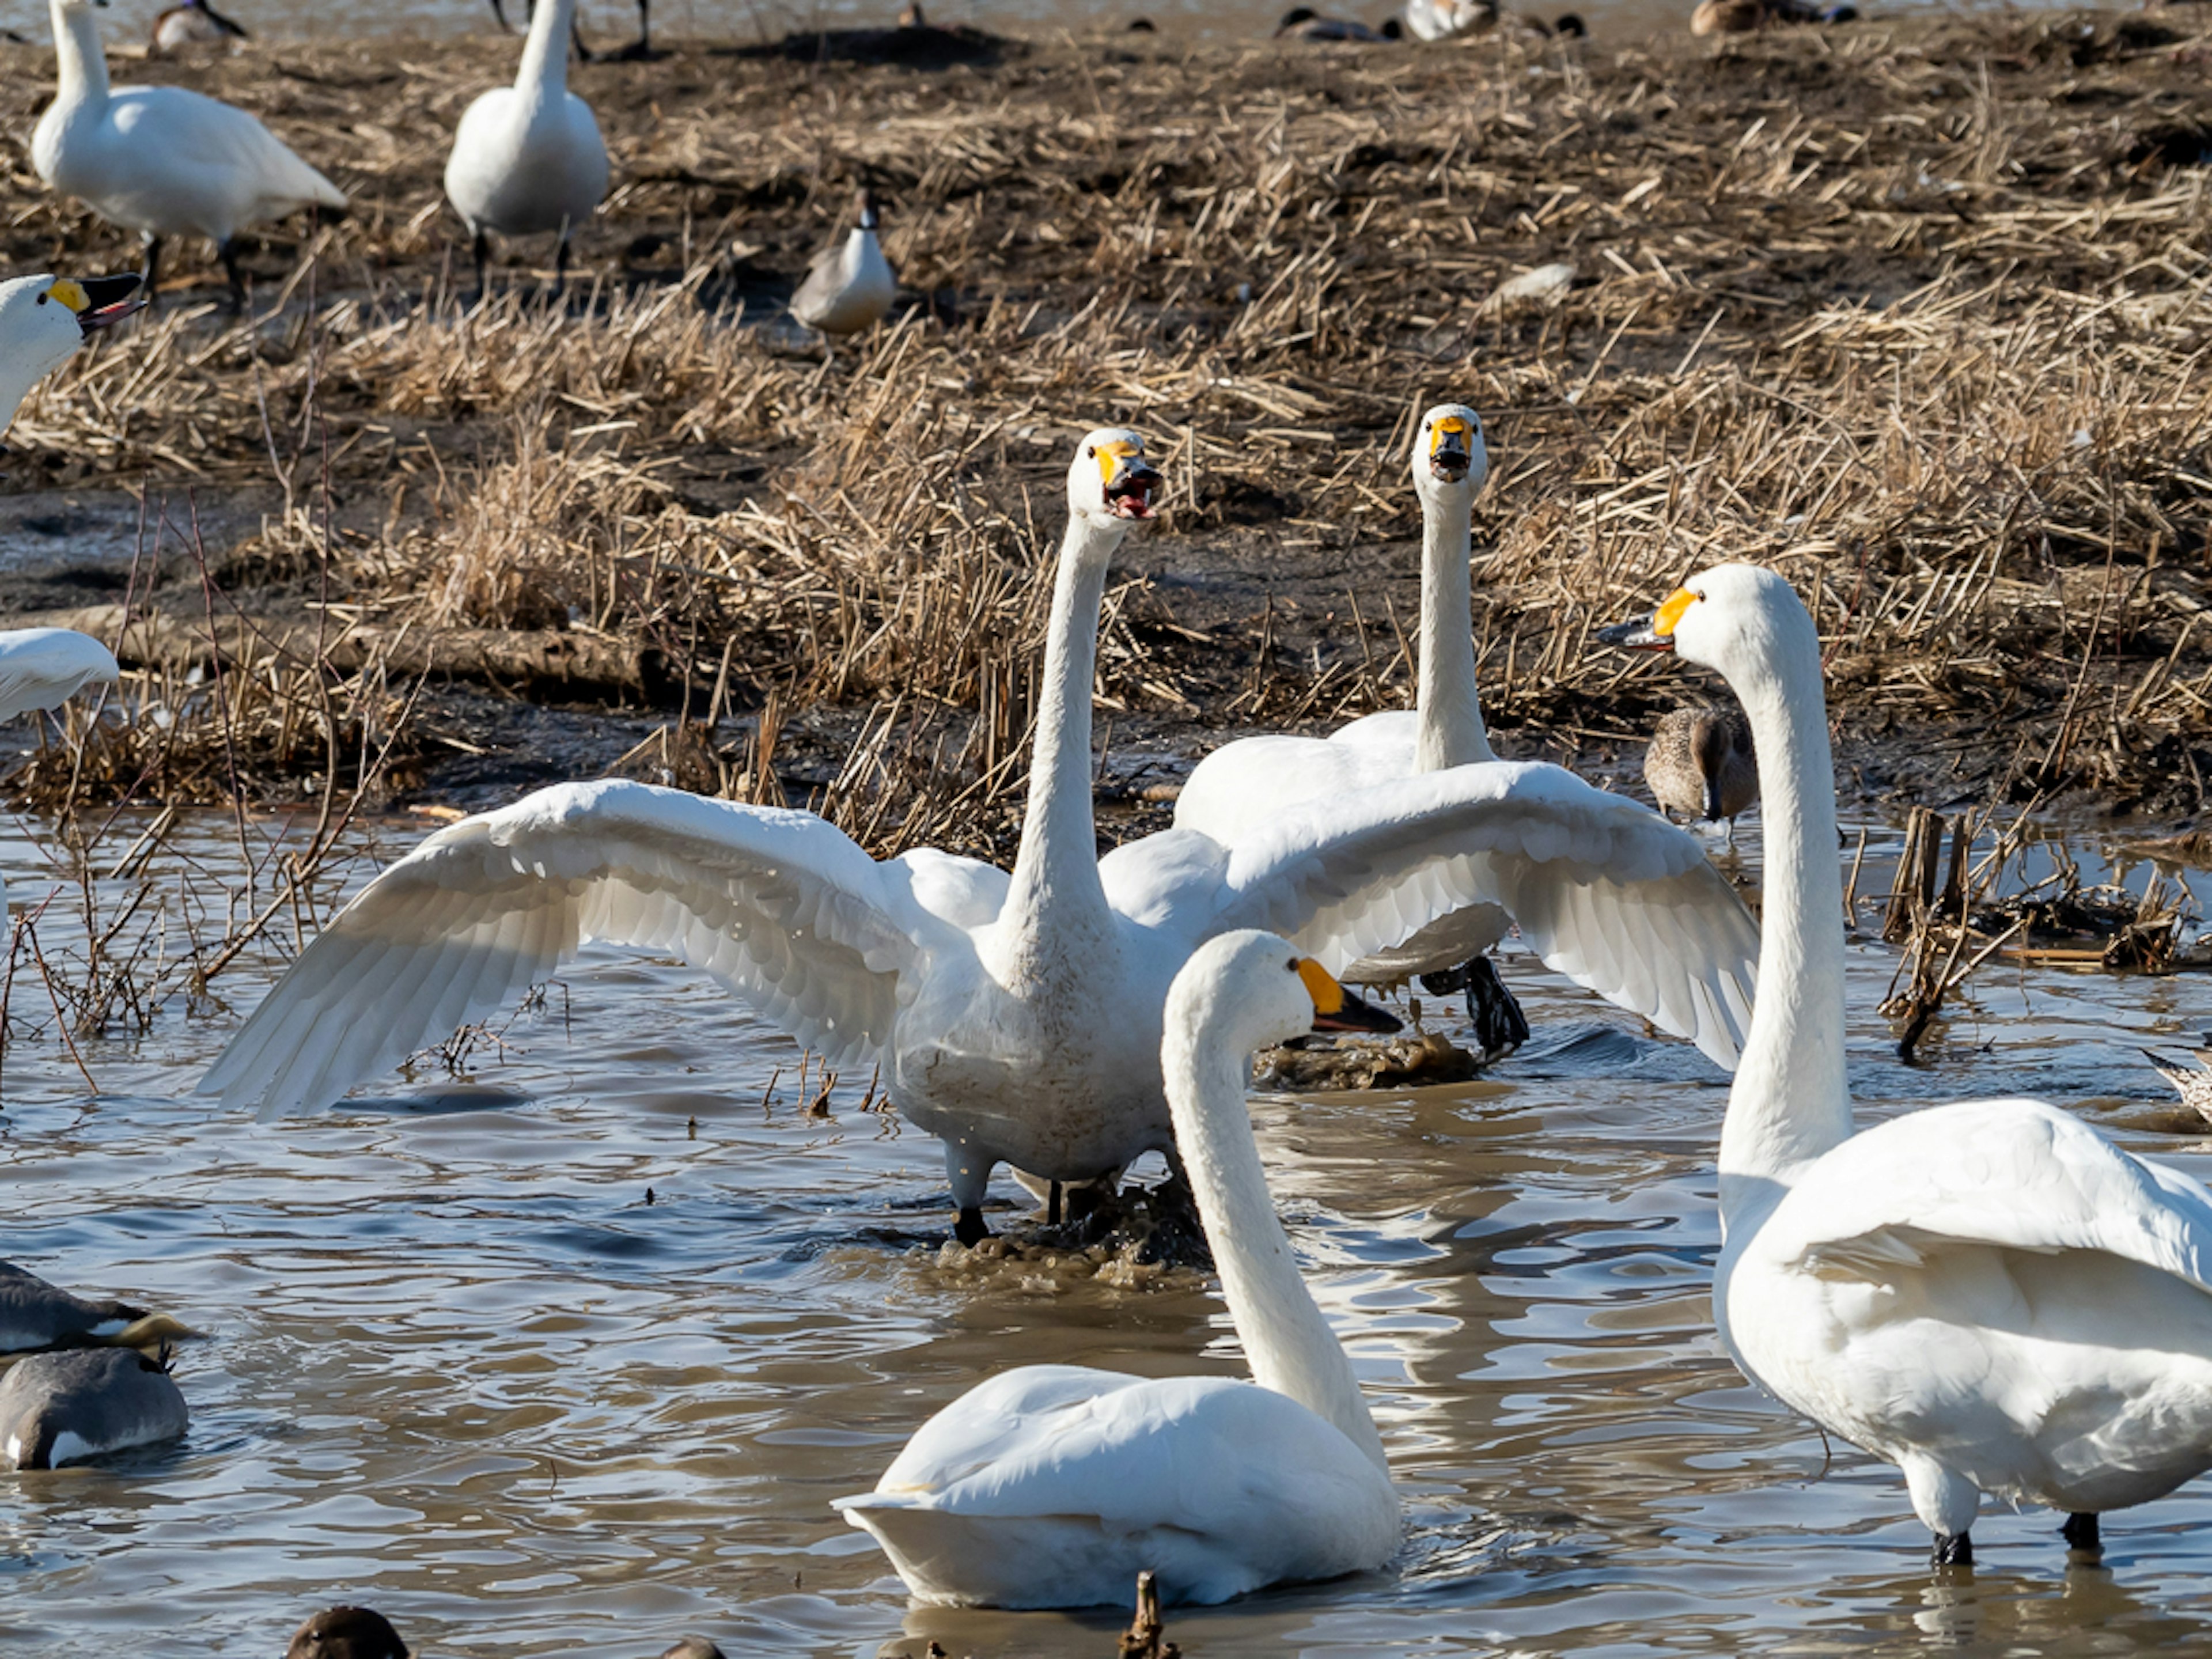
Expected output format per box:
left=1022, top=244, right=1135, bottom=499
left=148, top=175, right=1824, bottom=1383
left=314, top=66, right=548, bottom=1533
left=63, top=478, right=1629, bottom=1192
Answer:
left=199, top=429, right=1756, bottom=1243
left=1601, top=562, right=2212, bottom=1566
left=32, top=0, right=346, bottom=308
left=1175, top=404, right=1734, bottom=1059
left=0, top=271, right=144, bottom=438
left=446, top=0, right=611, bottom=302
left=835, top=930, right=1402, bottom=1608
left=790, top=189, right=896, bottom=337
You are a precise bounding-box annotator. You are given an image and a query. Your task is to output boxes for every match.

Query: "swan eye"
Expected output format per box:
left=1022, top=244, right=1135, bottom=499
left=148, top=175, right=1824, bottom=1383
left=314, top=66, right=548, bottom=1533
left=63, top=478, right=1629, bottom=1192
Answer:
left=35, top=293, right=48, bottom=306
left=1285, top=959, right=1299, bottom=974
left=1085, top=445, right=1095, bottom=458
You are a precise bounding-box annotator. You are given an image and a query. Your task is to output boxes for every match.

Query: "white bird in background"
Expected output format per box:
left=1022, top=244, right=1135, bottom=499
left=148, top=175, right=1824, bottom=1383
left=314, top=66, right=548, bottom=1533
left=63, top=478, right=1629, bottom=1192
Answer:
left=0, top=271, right=145, bottom=438
left=32, top=0, right=347, bottom=308
left=1402, top=0, right=1498, bottom=39
left=835, top=930, right=1403, bottom=1608
left=446, top=0, right=611, bottom=302
left=199, top=430, right=1755, bottom=1244
left=790, top=188, right=897, bottom=338
left=149, top=0, right=248, bottom=56
left=1601, top=563, right=2212, bottom=1567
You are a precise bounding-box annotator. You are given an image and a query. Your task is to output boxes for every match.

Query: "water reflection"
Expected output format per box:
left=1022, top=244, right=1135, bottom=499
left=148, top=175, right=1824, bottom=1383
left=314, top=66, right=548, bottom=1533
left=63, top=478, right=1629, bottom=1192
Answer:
left=0, top=810, right=2210, bottom=1654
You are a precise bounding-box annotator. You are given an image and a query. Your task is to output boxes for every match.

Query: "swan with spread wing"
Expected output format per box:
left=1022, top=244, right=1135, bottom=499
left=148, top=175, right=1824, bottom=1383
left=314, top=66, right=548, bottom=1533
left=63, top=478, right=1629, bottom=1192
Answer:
left=202, top=430, right=1756, bottom=1242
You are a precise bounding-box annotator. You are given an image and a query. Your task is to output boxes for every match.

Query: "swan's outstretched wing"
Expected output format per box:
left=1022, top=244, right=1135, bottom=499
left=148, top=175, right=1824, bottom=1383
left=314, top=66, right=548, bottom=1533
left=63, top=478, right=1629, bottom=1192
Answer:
left=1764, top=1100, right=2212, bottom=1290
left=0, top=628, right=118, bottom=721
left=199, top=780, right=944, bottom=1118
left=1205, top=761, right=1759, bottom=1068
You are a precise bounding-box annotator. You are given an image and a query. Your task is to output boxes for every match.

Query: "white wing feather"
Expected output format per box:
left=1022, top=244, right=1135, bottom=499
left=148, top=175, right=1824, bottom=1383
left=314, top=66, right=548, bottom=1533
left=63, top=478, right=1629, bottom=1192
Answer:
left=1210, top=762, right=1759, bottom=1067
left=0, top=629, right=118, bottom=722
left=1765, top=1099, right=2212, bottom=1290
left=198, top=780, right=944, bottom=1118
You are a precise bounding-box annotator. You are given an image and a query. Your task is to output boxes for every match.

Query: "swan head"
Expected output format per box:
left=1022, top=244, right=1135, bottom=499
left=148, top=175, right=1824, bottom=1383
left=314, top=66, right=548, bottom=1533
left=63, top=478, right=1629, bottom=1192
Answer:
left=1171, top=930, right=1402, bottom=1059
left=1067, top=428, right=1164, bottom=528
left=1411, top=403, right=1489, bottom=496
left=1594, top=562, right=1818, bottom=691
left=0, top=273, right=143, bottom=392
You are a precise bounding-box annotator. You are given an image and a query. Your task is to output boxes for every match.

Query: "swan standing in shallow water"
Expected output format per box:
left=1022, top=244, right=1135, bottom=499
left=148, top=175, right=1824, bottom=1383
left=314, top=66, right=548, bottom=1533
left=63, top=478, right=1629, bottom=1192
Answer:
left=1602, top=563, right=2212, bottom=1566
left=0, top=271, right=145, bottom=438
left=33, top=0, right=346, bottom=307
left=200, top=429, right=1754, bottom=1243
left=835, top=931, right=1402, bottom=1608
left=446, top=0, right=610, bottom=302
left=790, top=189, right=897, bottom=337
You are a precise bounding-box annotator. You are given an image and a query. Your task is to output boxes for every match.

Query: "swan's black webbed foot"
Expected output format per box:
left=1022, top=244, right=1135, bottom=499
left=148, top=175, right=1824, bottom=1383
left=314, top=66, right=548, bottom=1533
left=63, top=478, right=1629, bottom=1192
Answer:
left=1421, top=956, right=1529, bottom=1060
left=953, top=1207, right=990, bottom=1247
left=2062, top=1512, right=2101, bottom=1553
left=1931, top=1531, right=1973, bottom=1567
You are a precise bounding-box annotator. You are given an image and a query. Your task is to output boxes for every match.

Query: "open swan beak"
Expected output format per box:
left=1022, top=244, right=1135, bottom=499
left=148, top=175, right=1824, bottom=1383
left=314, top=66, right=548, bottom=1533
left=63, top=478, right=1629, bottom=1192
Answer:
left=53, top=274, right=146, bottom=335
left=1100, top=448, right=1163, bottom=520
left=1596, top=586, right=1696, bottom=653
left=1429, top=416, right=1474, bottom=484
left=1297, top=959, right=1403, bottom=1035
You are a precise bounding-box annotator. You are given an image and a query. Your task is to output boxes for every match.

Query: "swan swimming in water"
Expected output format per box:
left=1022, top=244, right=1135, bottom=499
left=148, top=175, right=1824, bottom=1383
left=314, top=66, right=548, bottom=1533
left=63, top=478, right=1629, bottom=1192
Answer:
left=198, top=429, right=1755, bottom=1243
left=446, top=0, right=611, bottom=302
left=1175, top=404, right=1757, bottom=1059
left=834, top=930, right=1403, bottom=1608
left=32, top=0, right=347, bottom=308
left=1601, top=562, right=2212, bottom=1566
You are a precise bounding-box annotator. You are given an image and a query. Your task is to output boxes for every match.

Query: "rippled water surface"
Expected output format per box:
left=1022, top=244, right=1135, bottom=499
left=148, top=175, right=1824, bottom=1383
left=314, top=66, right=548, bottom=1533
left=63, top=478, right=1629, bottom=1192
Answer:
left=4, top=810, right=2212, bottom=1657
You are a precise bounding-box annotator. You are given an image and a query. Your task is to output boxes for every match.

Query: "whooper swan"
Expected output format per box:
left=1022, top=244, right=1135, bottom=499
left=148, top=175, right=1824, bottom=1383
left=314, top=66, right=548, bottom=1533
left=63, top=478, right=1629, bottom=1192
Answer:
left=835, top=930, right=1403, bottom=1608
left=1601, top=562, right=2212, bottom=1566
left=199, top=429, right=1755, bottom=1244
left=33, top=0, right=346, bottom=308
left=0, top=271, right=144, bottom=438
left=446, top=0, right=611, bottom=302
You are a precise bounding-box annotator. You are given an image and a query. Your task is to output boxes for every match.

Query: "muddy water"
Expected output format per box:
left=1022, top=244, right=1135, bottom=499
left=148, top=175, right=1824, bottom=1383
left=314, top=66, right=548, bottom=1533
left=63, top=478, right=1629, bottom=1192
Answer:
left=3, top=809, right=2212, bottom=1657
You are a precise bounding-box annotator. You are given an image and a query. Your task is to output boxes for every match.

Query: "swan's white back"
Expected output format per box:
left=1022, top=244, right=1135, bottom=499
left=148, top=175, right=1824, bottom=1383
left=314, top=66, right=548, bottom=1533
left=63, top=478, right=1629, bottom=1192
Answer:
left=444, top=0, right=609, bottom=239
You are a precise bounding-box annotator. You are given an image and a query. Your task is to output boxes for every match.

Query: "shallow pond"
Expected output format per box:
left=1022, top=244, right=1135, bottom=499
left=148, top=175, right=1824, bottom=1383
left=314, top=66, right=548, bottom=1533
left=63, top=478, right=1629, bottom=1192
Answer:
left=3, top=808, right=2212, bottom=1657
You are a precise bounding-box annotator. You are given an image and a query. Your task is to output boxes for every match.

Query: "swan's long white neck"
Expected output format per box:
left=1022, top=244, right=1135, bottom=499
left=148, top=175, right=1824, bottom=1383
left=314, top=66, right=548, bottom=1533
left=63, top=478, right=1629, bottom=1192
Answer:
left=1716, top=601, right=1854, bottom=1223
left=1413, top=480, right=1494, bottom=771
left=52, top=1, right=109, bottom=112
left=998, top=513, right=1124, bottom=975
left=516, top=0, right=574, bottom=103
left=1164, top=1006, right=1387, bottom=1473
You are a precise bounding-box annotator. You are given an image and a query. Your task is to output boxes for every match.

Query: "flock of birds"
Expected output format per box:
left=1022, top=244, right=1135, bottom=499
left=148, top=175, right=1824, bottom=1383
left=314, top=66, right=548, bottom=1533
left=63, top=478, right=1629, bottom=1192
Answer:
left=9, top=0, right=2212, bottom=1642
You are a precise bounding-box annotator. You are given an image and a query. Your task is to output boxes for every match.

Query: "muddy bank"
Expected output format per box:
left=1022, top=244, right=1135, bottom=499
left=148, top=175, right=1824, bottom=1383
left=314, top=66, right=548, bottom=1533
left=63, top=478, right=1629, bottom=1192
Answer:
left=3, top=6, right=2211, bottom=847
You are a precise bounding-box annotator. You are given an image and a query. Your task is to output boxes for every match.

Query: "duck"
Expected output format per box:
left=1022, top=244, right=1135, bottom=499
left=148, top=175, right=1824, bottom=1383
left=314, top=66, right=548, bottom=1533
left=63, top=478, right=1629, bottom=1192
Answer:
left=1645, top=703, right=1758, bottom=834
left=284, top=1606, right=410, bottom=1659
left=1691, top=0, right=1854, bottom=32
left=1175, top=405, right=1756, bottom=1061
left=1600, top=562, right=2212, bottom=1567
left=2145, top=1048, right=2212, bottom=1128
left=835, top=930, right=1402, bottom=1607
left=790, top=188, right=897, bottom=337
left=493, top=0, right=652, bottom=59
left=1401, top=0, right=1498, bottom=39
left=448, top=0, right=611, bottom=303
left=0, top=1345, right=187, bottom=1468
left=32, top=0, right=345, bottom=309
left=1274, top=7, right=1403, bottom=40
left=149, top=0, right=248, bottom=55
left=0, top=271, right=145, bottom=438
left=198, top=430, right=1756, bottom=1245
left=0, top=1261, right=144, bottom=1354
left=655, top=1642, right=724, bottom=1659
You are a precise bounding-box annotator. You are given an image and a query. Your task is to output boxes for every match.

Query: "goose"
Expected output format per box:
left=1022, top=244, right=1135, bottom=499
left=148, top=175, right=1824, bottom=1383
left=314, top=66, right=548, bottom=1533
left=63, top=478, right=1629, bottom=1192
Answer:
left=285, top=1605, right=411, bottom=1659
left=0, top=270, right=145, bottom=438
left=0, top=1345, right=186, bottom=1468
left=198, top=430, right=1756, bottom=1245
left=446, top=0, right=611, bottom=303
left=32, top=0, right=344, bottom=309
left=149, top=0, right=248, bottom=55
left=491, top=0, right=651, bottom=60
left=1402, top=0, right=1498, bottom=39
left=1644, top=703, right=1758, bottom=835
left=1176, top=404, right=1724, bottom=1061
left=835, top=930, right=1402, bottom=1607
left=0, top=1261, right=144, bottom=1354
left=790, top=189, right=897, bottom=337
left=1600, top=562, right=2212, bottom=1567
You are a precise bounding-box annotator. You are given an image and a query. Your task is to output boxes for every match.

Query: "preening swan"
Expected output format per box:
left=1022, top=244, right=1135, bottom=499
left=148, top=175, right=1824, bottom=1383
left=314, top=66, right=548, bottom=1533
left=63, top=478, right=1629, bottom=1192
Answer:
left=0, top=1346, right=187, bottom=1469
left=33, top=0, right=347, bottom=307
left=446, top=0, right=611, bottom=301
left=1602, top=563, right=2212, bottom=1566
left=150, top=0, right=248, bottom=55
left=834, top=931, right=1403, bottom=1608
left=200, top=429, right=1755, bottom=1243
left=790, top=189, right=897, bottom=337
left=1645, top=703, right=1758, bottom=834
left=1176, top=404, right=1756, bottom=1061
left=0, top=271, right=145, bottom=438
